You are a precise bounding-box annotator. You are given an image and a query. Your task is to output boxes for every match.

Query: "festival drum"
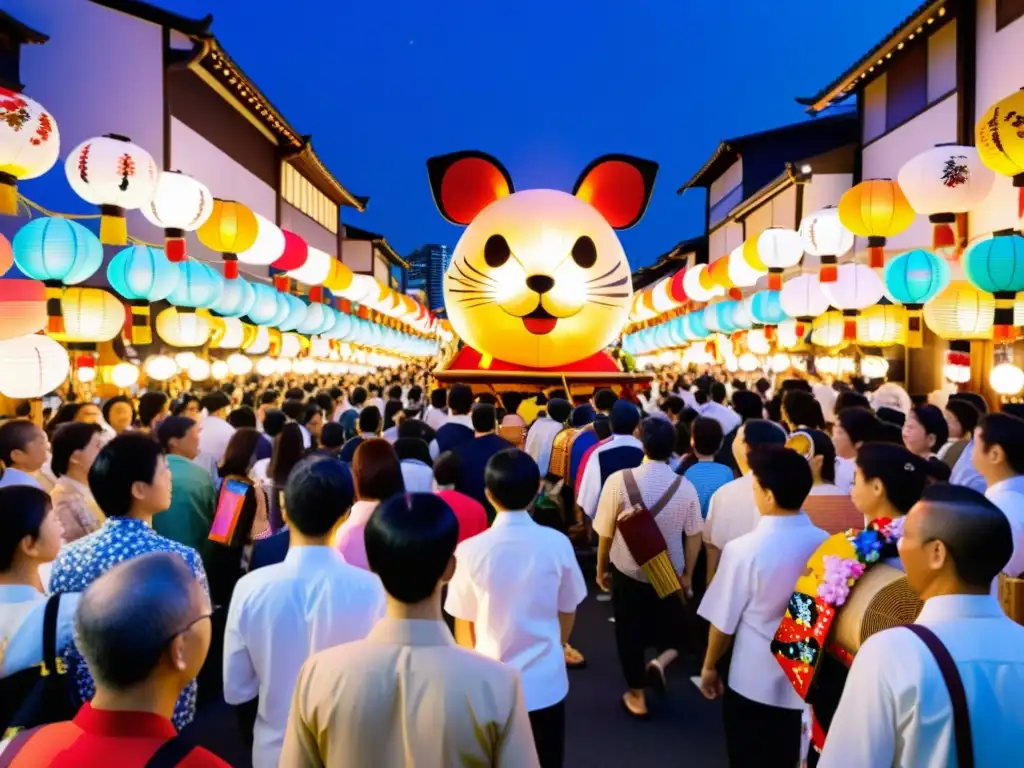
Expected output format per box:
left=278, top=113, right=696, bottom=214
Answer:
left=832, top=563, right=923, bottom=656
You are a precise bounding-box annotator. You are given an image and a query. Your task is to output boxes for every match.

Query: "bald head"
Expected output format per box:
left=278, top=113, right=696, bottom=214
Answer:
left=75, top=552, right=201, bottom=691
left=913, top=483, right=1013, bottom=588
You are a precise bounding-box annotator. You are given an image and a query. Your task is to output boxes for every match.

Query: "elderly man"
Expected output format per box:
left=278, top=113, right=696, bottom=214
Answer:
left=0, top=553, right=228, bottom=766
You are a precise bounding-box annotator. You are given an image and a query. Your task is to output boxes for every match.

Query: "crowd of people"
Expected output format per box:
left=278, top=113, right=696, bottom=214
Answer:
left=0, top=362, right=1022, bottom=767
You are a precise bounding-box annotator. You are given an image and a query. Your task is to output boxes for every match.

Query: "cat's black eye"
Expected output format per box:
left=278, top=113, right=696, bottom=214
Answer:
left=484, top=234, right=511, bottom=268
left=571, top=236, right=597, bottom=268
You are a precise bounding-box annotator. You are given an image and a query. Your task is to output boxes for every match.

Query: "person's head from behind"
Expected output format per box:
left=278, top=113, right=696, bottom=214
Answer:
left=303, top=403, right=324, bottom=437
left=350, top=386, right=368, bottom=408
left=320, top=422, right=346, bottom=452
left=226, top=406, right=258, bottom=430
left=903, top=404, right=949, bottom=458
left=710, top=381, right=727, bottom=404
left=593, top=388, right=616, bottom=414
left=485, top=448, right=540, bottom=512
left=641, top=417, right=675, bottom=463
left=732, top=390, right=764, bottom=423
left=269, top=422, right=305, bottom=486
left=609, top=400, right=640, bottom=436
left=782, top=390, right=826, bottom=430
left=749, top=446, right=813, bottom=515
left=0, top=418, right=49, bottom=474
left=366, top=493, right=459, bottom=606
left=102, top=395, right=136, bottom=435
left=547, top=398, right=572, bottom=425
left=200, top=391, right=231, bottom=420
left=852, top=443, right=929, bottom=520
left=259, top=389, right=280, bottom=410
left=973, top=412, right=1024, bottom=484
left=0, top=486, right=63, bottom=577
left=352, top=438, right=404, bottom=502
left=156, top=416, right=199, bottom=460
left=433, top=450, right=461, bottom=490
left=471, top=403, right=497, bottom=435
left=75, top=553, right=212, bottom=704
left=430, top=387, right=447, bottom=410
left=51, top=422, right=104, bottom=480
left=358, top=405, right=382, bottom=436
left=949, top=391, right=988, bottom=416
left=90, top=433, right=171, bottom=519
left=660, top=395, right=684, bottom=423
left=691, top=416, right=724, bottom=458
left=733, top=419, right=785, bottom=474
left=448, top=384, right=473, bottom=416
left=262, top=408, right=287, bottom=439
left=285, top=456, right=355, bottom=540
left=138, top=391, right=170, bottom=429
left=836, top=390, right=871, bottom=414
left=899, top=484, right=1013, bottom=600
left=383, top=399, right=404, bottom=431
left=280, top=398, right=306, bottom=424
left=285, top=387, right=305, bottom=402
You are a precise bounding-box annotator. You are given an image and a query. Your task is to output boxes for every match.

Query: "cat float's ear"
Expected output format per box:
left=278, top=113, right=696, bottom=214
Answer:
left=573, top=154, right=658, bottom=230
left=426, top=151, right=514, bottom=226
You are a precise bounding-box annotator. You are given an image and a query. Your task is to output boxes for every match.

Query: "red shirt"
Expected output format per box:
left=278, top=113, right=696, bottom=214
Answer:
left=5, top=703, right=230, bottom=767
left=437, top=490, right=489, bottom=542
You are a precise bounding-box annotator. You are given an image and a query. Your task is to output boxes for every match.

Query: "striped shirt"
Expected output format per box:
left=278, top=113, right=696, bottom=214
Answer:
left=682, top=461, right=735, bottom=520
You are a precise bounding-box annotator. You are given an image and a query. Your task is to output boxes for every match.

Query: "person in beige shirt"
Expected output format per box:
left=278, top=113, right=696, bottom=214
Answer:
left=281, top=492, right=540, bottom=768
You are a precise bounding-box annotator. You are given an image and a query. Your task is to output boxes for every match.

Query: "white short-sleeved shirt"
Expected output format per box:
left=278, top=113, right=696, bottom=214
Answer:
left=445, top=510, right=587, bottom=711
left=698, top=513, right=829, bottom=709
left=524, top=417, right=563, bottom=477
left=224, top=546, right=386, bottom=768
left=986, top=476, right=1024, bottom=577
left=819, top=594, right=1024, bottom=768
left=699, top=401, right=742, bottom=436
left=702, top=473, right=757, bottom=551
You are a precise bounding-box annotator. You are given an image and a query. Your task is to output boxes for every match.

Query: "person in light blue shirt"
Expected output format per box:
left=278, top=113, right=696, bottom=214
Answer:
left=682, top=417, right=735, bottom=520
left=0, top=419, right=48, bottom=491
left=949, top=439, right=986, bottom=493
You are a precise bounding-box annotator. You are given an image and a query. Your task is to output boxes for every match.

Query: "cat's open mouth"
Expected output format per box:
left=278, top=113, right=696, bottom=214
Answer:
left=522, top=305, right=557, bottom=335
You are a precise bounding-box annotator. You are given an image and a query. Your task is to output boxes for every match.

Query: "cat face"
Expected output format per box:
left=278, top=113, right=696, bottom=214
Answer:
left=428, top=152, right=657, bottom=369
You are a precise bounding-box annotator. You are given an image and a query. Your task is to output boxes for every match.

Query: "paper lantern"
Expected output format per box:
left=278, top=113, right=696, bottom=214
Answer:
left=155, top=306, right=210, bottom=348
left=65, top=134, right=158, bottom=244
left=276, top=293, right=308, bottom=332
left=255, top=356, right=276, bottom=377
left=226, top=353, right=252, bottom=376
left=287, top=245, right=333, bottom=287
left=76, top=366, right=96, bottom=384
left=856, top=304, right=906, bottom=347
left=0, top=233, right=12, bottom=276
left=769, top=353, right=791, bottom=372
left=812, top=312, right=846, bottom=348
left=976, top=88, right=1024, bottom=218
left=738, top=352, right=759, bottom=372
left=209, top=277, right=256, bottom=319
left=210, top=360, right=229, bottom=380
left=746, top=328, right=771, bottom=355
left=196, top=199, right=259, bottom=280
left=174, top=351, right=197, bottom=369
left=963, top=230, right=1024, bottom=341
left=706, top=255, right=736, bottom=293
left=53, top=288, right=124, bottom=343
left=13, top=217, right=103, bottom=285
left=141, top=171, right=213, bottom=261
left=0, top=278, right=46, bottom=340
left=273, top=229, right=309, bottom=271
left=859, top=355, right=890, bottom=379
left=244, top=282, right=280, bottom=326
left=110, top=362, right=140, bottom=389
left=324, top=312, right=354, bottom=342
left=730, top=299, right=753, bottom=330
left=754, top=227, right=804, bottom=290
left=237, top=213, right=285, bottom=267
left=883, top=248, right=950, bottom=348
left=323, top=258, right=354, bottom=294
left=298, top=302, right=336, bottom=336
left=925, top=282, right=994, bottom=375
left=650, top=272, right=687, bottom=313
left=168, top=260, right=223, bottom=309
left=897, top=144, right=994, bottom=255
left=0, top=334, right=69, bottom=398
left=838, top=179, right=915, bottom=268
left=0, top=87, right=60, bottom=215
left=798, top=207, right=853, bottom=283
left=748, top=290, right=788, bottom=329
left=727, top=241, right=765, bottom=288
left=776, top=319, right=800, bottom=349
left=245, top=325, right=271, bottom=355
left=144, top=355, right=177, bottom=382
left=107, top=244, right=179, bottom=302
left=279, top=332, right=302, bottom=358
left=779, top=272, right=830, bottom=337
left=944, top=362, right=972, bottom=384
left=187, top=358, right=211, bottom=381
left=991, top=362, right=1024, bottom=396
left=821, top=264, right=885, bottom=341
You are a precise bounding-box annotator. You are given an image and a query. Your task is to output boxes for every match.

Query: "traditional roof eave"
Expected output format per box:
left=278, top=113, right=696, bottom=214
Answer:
left=284, top=137, right=367, bottom=211
left=89, top=0, right=212, bottom=36
left=0, top=10, right=48, bottom=44
left=344, top=225, right=410, bottom=269
left=726, top=165, right=799, bottom=222
left=676, top=142, right=736, bottom=194
left=630, top=235, right=707, bottom=290
left=796, top=0, right=951, bottom=114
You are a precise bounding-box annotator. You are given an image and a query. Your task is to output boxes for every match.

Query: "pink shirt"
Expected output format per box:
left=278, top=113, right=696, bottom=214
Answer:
left=334, top=500, right=378, bottom=570
left=436, top=490, right=489, bottom=543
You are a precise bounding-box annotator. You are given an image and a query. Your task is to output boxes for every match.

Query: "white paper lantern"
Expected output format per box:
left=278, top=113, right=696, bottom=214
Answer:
left=990, top=362, right=1024, bottom=395
left=0, top=88, right=60, bottom=214
left=144, top=355, right=177, bottom=381
left=187, top=359, right=211, bottom=381
left=65, top=134, right=159, bottom=244
left=174, top=352, right=197, bottom=369
left=769, top=353, right=791, bottom=372
left=728, top=243, right=765, bottom=288
left=255, top=356, right=277, bottom=377
left=293, top=358, right=315, bottom=375
left=746, top=328, right=771, bottom=355
left=776, top=319, right=800, bottom=349
left=237, top=213, right=285, bottom=266
left=141, top=170, right=214, bottom=261
left=683, top=263, right=724, bottom=302
left=226, top=353, right=253, bottom=376
left=860, top=355, right=890, bottom=379
left=798, top=207, right=854, bottom=283
left=944, top=363, right=971, bottom=384
left=821, top=264, right=885, bottom=341
left=0, top=334, right=69, bottom=398
left=812, top=312, right=846, bottom=348
left=780, top=272, right=831, bottom=320
left=156, top=307, right=210, bottom=348
left=110, top=362, right=140, bottom=389
left=210, top=317, right=245, bottom=350
left=279, top=333, right=302, bottom=359
left=755, top=228, right=804, bottom=289
left=245, top=325, right=271, bottom=356
left=738, top=352, right=759, bottom=372
left=210, top=360, right=229, bottom=380
left=274, top=358, right=293, bottom=375
left=76, top=366, right=97, bottom=384
left=286, top=246, right=333, bottom=286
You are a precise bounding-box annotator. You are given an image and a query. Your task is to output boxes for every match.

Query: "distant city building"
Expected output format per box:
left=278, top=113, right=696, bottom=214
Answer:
left=406, top=244, right=453, bottom=314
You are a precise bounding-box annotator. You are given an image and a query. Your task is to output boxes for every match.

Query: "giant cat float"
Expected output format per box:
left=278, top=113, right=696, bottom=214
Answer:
left=428, top=150, right=656, bottom=393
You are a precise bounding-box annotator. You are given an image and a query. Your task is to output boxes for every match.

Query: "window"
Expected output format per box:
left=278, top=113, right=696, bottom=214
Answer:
left=885, top=38, right=928, bottom=131
left=280, top=163, right=338, bottom=234
left=997, top=0, right=1024, bottom=31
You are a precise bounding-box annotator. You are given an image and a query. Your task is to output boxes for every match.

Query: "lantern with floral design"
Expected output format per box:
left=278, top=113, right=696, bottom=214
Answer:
left=196, top=200, right=259, bottom=280
left=798, top=207, right=853, bottom=283
left=838, top=179, right=915, bottom=268
left=821, top=263, right=885, bottom=341
left=65, top=134, right=158, bottom=245
left=883, top=248, right=950, bottom=348
left=141, top=171, right=213, bottom=262
left=897, top=144, right=994, bottom=258
left=0, top=86, right=59, bottom=216
left=963, top=230, right=1024, bottom=341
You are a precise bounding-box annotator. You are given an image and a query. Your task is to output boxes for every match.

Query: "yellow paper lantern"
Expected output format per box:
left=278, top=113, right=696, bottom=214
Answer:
left=155, top=307, right=211, bottom=348
left=856, top=304, right=906, bottom=347
left=923, top=281, right=994, bottom=340
left=144, top=354, right=177, bottom=381
left=838, top=179, right=916, bottom=268
left=811, top=311, right=846, bottom=348
left=322, top=258, right=354, bottom=293
left=196, top=199, right=259, bottom=280
left=977, top=88, right=1024, bottom=215
left=109, top=362, right=140, bottom=389
left=51, top=288, right=124, bottom=343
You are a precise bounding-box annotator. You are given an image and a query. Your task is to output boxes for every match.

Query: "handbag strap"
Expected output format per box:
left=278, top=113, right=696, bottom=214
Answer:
left=41, top=594, right=61, bottom=675
left=904, top=625, right=974, bottom=768
left=621, top=471, right=682, bottom=519
left=144, top=729, right=203, bottom=768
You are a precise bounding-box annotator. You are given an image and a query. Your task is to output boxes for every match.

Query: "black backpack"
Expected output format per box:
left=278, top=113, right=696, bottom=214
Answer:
left=0, top=594, right=78, bottom=740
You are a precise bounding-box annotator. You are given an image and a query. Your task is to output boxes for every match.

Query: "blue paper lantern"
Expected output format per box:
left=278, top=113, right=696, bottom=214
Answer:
left=13, top=217, right=103, bottom=285
left=653, top=323, right=673, bottom=350
left=884, top=249, right=950, bottom=306
left=269, top=292, right=291, bottom=327
left=326, top=312, right=353, bottom=342
left=107, top=245, right=179, bottom=302
left=730, top=300, right=753, bottom=331
left=209, top=277, right=256, bottom=318
left=748, top=290, right=789, bottom=326
left=706, top=300, right=738, bottom=334
left=298, top=301, right=335, bottom=335
left=246, top=282, right=280, bottom=326
left=685, top=311, right=709, bottom=340
left=963, top=229, right=1024, bottom=340
left=168, top=260, right=222, bottom=309
left=277, top=293, right=307, bottom=332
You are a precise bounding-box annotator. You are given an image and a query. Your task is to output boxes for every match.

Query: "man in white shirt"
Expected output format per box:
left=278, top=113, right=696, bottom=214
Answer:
left=699, top=381, right=742, bottom=437
left=703, top=419, right=787, bottom=584
left=423, top=387, right=449, bottom=431
left=224, top=456, right=385, bottom=768
left=446, top=448, right=587, bottom=768
left=973, top=412, right=1024, bottom=577
left=698, top=445, right=828, bottom=768
left=525, top=398, right=572, bottom=477
left=820, top=484, right=1024, bottom=768
left=577, top=400, right=644, bottom=520
left=197, top=391, right=235, bottom=472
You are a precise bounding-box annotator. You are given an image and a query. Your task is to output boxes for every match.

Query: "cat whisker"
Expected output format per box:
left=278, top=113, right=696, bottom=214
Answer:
left=449, top=275, right=490, bottom=290
left=589, top=292, right=630, bottom=299
left=589, top=276, right=630, bottom=290
left=461, top=261, right=497, bottom=286
left=587, top=264, right=623, bottom=284
left=589, top=301, right=621, bottom=309
left=461, top=299, right=495, bottom=310
left=448, top=288, right=495, bottom=295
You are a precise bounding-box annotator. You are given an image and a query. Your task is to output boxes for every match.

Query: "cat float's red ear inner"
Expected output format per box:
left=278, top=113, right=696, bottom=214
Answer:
left=426, top=151, right=514, bottom=226
left=573, top=154, right=658, bottom=230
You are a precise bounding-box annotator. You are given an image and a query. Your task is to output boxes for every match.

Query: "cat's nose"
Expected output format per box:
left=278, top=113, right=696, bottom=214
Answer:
left=526, top=275, right=555, bottom=294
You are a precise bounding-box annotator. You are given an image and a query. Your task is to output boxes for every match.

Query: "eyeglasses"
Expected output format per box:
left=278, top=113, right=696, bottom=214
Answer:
left=156, top=604, right=222, bottom=649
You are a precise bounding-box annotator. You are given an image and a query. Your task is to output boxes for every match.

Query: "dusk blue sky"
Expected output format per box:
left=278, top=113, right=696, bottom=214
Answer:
left=156, top=0, right=918, bottom=267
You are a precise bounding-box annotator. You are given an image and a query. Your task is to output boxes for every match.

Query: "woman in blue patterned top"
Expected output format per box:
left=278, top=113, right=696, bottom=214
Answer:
left=682, top=417, right=735, bottom=520
left=49, top=433, right=208, bottom=729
